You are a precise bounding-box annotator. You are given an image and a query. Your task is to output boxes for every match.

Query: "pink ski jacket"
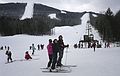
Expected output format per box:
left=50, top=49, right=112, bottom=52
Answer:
left=47, top=43, right=53, bottom=55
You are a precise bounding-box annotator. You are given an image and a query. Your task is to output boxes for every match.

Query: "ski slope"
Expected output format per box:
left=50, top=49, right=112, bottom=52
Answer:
left=0, top=13, right=120, bottom=76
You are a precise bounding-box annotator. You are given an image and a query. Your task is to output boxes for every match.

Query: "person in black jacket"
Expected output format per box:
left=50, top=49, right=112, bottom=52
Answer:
left=5, top=47, right=13, bottom=63
left=92, top=41, right=96, bottom=52
left=51, top=39, right=59, bottom=70
left=57, top=35, right=65, bottom=67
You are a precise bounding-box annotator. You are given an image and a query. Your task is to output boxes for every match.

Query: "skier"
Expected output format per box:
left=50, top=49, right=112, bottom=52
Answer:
left=5, top=47, right=13, bottom=63
left=81, top=43, right=83, bottom=48
left=31, top=44, right=36, bottom=55
left=4, top=46, right=7, bottom=50
left=47, top=39, right=53, bottom=68
left=57, top=35, right=65, bottom=67
left=74, top=44, right=78, bottom=48
left=105, top=42, right=107, bottom=48
left=29, top=46, right=32, bottom=50
left=78, top=43, right=81, bottom=48
left=37, top=44, right=40, bottom=50
left=88, top=42, right=91, bottom=48
left=40, top=44, right=44, bottom=50
left=0, top=46, right=3, bottom=50
left=51, top=39, right=59, bottom=71
left=107, top=42, right=110, bottom=48
left=25, top=51, right=32, bottom=60
left=92, top=41, right=96, bottom=52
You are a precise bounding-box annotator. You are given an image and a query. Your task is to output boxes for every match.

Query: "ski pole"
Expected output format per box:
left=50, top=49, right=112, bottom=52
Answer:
left=65, top=48, right=68, bottom=65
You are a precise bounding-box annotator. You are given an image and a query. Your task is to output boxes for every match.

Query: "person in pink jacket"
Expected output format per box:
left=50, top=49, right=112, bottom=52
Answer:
left=47, top=39, right=53, bottom=68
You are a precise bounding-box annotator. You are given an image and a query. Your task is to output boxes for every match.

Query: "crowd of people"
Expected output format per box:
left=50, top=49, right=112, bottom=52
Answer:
left=30, top=43, right=44, bottom=55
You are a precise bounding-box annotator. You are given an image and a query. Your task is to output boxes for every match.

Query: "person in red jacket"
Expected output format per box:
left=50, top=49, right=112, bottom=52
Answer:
left=25, top=51, right=32, bottom=60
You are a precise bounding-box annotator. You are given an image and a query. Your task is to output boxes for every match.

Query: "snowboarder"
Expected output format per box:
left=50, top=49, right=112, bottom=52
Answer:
left=25, top=51, right=32, bottom=60
left=31, top=44, right=36, bottom=55
left=47, top=39, right=53, bottom=68
left=5, top=47, right=13, bottom=63
left=57, top=35, right=65, bottom=67
left=51, top=39, right=59, bottom=71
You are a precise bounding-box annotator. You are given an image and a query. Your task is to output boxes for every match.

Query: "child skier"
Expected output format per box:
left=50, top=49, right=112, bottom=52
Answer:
left=25, top=51, right=32, bottom=60
left=47, top=39, right=53, bottom=68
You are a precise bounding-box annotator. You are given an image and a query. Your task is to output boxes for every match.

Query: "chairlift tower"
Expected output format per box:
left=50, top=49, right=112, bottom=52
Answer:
left=86, top=20, right=92, bottom=37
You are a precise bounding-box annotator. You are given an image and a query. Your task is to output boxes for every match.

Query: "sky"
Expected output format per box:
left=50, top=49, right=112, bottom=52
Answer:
left=0, top=0, right=120, bottom=13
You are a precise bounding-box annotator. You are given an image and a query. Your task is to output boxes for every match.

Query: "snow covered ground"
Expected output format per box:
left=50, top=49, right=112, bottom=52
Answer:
left=0, top=13, right=120, bottom=76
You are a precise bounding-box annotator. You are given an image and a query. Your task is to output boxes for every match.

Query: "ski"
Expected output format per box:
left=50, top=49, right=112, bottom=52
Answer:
left=5, top=58, right=40, bottom=64
left=5, top=60, right=16, bottom=64
left=41, top=67, right=71, bottom=73
left=62, top=65, right=77, bottom=67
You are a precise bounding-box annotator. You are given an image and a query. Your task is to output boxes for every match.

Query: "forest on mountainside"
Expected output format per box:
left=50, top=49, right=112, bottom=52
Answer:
left=90, top=8, right=120, bottom=42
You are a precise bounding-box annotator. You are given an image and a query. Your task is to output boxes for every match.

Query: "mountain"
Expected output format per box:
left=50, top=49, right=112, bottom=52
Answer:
left=33, top=3, right=61, bottom=17
left=0, top=3, right=85, bottom=26
left=33, top=3, right=85, bottom=26
left=0, top=3, right=86, bottom=36
left=56, top=10, right=86, bottom=26
left=0, top=3, right=27, bottom=19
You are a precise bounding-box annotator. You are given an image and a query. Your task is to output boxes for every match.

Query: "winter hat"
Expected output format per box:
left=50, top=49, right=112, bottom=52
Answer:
left=53, top=39, right=57, bottom=43
left=58, top=35, right=63, bottom=39
left=49, top=39, right=52, bottom=43
left=26, top=51, right=28, bottom=54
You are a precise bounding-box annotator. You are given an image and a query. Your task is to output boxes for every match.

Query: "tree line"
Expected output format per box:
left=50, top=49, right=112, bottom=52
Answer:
left=0, top=13, right=83, bottom=36
left=0, top=15, right=55, bottom=36
left=90, top=8, right=120, bottom=42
